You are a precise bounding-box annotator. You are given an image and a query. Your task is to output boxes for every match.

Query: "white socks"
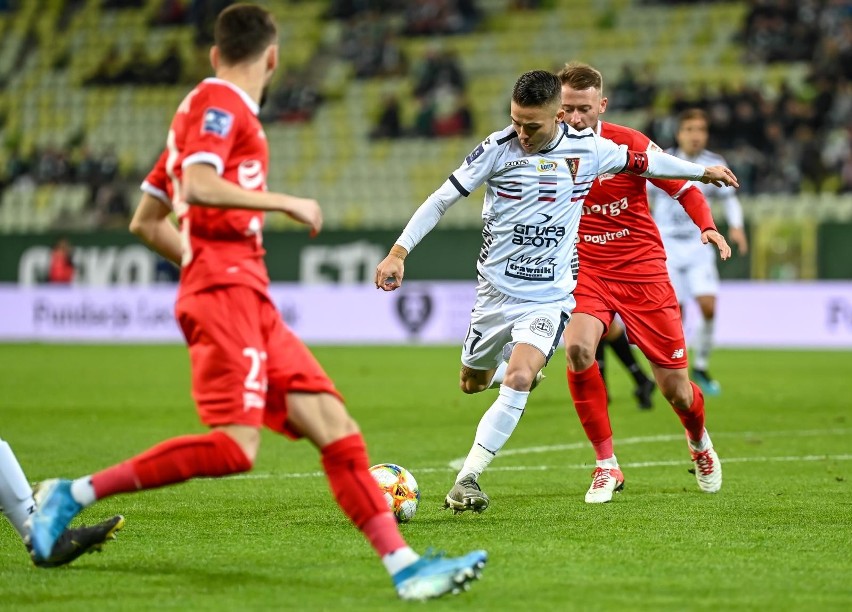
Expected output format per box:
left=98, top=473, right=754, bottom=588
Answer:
left=71, top=477, right=97, bottom=507
left=693, top=318, right=715, bottom=371
left=0, top=439, right=36, bottom=539
left=382, top=546, right=420, bottom=575
left=456, top=385, right=529, bottom=482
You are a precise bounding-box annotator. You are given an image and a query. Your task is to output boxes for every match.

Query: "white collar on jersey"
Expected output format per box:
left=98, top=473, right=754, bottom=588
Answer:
left=202, top=77, right=260, bottom=116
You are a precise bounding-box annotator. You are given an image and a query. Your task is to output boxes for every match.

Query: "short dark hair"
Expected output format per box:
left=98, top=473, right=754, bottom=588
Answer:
left=214, top=3, right=278, bottom=65
left=512, top=70, right=561, bottom=108
left=557, top=62, right=603, bottom=94
left=678, top=108, right=709, bottom=128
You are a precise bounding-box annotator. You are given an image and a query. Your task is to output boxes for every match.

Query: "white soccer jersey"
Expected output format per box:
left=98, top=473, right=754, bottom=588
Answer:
left=650, top=148, right=744, bottom=242
left=396, top=124, right=630, bottom=302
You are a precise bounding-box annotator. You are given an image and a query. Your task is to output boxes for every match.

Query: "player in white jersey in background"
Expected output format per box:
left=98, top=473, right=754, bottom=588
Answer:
left=650, top=108, right=749, bottom=395
left=374, top=70, right=738, bottom=513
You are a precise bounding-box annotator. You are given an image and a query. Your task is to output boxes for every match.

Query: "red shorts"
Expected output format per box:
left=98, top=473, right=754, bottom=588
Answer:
left=176, top=286, right=343, bottom=437
left=574, top=274, right=688, bottom=369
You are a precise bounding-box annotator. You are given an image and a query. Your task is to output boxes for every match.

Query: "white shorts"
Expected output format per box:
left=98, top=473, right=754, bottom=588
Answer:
left=461, top=278, right=574, bottom=370
left=663, top=236, right=719, bottom=301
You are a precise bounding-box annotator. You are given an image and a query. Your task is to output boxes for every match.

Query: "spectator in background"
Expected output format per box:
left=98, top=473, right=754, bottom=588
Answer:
left=48, top=237, right=75, bottom=284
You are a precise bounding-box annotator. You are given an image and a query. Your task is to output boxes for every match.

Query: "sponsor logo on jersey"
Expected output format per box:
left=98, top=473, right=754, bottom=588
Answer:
left=597, top=173, right=615, bottom=184
left=582, top=197, right=628, bottom=217
left=238, top=159, right=265, bottom=190
left=513, top=223, right=565, bottom=247
left=202, top=107, right=234, bottom=137
left=671, top=348, right=684, bottom=359
left=565, top=157, right=580, bottom=181
left=465, top=142, right=486, bottom=165
left=537, top=159, right=557, bottom=173
left=582, top=228, right=631, bottom=245
left=530, top=317, right=555, bottom=338
left=505, top=254, right=556, bottom=281
left=503, top=159, right=529, bottom=169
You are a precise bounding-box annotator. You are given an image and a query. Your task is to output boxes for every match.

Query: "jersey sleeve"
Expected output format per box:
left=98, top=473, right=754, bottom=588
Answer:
left=140, top=149, right=172, bottom=206
left=180, top=90, right=243, bottom=176
left=642, top=137, right=691, bottom=197
left=593, top=132, right=630, bottom=176
left=447, top=130, right=507, bottom=196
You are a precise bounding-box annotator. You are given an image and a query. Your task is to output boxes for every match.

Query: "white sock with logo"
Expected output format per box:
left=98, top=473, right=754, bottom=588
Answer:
left=0, top=440, right=36, bottom=539
left=456, top=385, right=529, bottom=481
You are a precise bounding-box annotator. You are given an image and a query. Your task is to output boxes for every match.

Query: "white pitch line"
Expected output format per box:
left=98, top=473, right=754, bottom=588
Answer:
left=446, top=427, right=852, bottom=470
left=231, top=453, right=852, bottom=481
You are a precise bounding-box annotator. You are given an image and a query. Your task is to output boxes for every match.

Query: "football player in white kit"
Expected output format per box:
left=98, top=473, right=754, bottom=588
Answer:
left=375, top=71, right=738, bottom=512
left=650, top=109, right=749, bottom=395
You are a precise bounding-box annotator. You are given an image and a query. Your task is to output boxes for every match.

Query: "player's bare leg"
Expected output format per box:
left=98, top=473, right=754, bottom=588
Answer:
left=448, top=345, right=544, bottom=512
left=565, top=314, right=624, bottom=502
left=286, top=392, right=487, bottom=600
left=651, top=365, right=722, bottom=492
left=691, top=294, right=721, bottom=396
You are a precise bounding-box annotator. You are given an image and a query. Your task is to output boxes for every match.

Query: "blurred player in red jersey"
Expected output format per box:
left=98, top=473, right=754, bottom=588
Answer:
left=557, top=62, right=729, bottom=503
left=27, top=4, right=485, bottom=600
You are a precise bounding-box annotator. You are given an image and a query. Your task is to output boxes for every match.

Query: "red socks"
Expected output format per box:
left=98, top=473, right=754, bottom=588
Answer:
left=91, top=430, right=252, bottom=500
left=674, top=382, right=706, bottom=442
left=321, top=433, right=405, bottom=557
left=567, top=363, right=614, bottom=460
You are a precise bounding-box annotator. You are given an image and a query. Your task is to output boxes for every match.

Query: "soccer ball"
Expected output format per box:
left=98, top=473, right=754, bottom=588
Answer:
left=369, top=463, right=421, bottom=523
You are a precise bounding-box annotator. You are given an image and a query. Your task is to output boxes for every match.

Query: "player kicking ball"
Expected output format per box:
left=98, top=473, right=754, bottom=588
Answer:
left=1, top=437, right=123, bottom=567
left=375, top=69, right=737, bottom=513
left=27, top=4, right=484, bottom=600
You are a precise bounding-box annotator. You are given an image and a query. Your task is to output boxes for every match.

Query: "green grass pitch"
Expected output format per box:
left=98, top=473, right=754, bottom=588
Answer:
left=1, top=344, right=850, bottom=611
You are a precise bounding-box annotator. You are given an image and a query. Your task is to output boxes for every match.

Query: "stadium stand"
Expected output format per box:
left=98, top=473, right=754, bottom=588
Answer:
left=0, top=0, right=849, bottom=233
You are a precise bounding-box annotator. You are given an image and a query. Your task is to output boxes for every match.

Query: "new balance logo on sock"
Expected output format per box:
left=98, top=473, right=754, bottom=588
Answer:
left=671, top=348, right=684, bottom=359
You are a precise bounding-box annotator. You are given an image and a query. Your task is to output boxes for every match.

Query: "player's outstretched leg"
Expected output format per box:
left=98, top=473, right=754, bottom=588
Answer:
left=394, top=549, right=488, bottom=601
left=444, top=474, right=490, bottom=514
left=26, top=479, right=83, bottom=563
left=28, top=515, right=125, bottom=568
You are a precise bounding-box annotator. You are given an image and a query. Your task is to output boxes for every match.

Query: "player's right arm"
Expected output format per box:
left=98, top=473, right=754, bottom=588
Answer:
left=182, top=164, right=322, bottom=236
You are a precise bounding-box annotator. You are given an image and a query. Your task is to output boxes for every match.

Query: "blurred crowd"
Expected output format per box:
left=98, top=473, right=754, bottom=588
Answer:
left=1, top=144, right=130, bottom=228
left=640, top=0, right=852, bottom=194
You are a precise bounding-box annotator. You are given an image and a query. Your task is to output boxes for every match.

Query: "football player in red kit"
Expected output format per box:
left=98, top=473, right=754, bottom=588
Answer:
left=558, top=62, right=728, bottom=503
left=27, top=4, right=486, bottom=601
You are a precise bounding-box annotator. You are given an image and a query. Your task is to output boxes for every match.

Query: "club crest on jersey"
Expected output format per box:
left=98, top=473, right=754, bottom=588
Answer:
left=565, top=157, right=580, bottom=181
left=537, top=159, right=557, bottom=173
left=202, top=107, right=234, bottom=137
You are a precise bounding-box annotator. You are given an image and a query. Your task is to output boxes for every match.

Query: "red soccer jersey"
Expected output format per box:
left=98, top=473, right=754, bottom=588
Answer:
left=146, top=77, right=270, bottom=298
left=578, top=121, right=689, bottom=282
